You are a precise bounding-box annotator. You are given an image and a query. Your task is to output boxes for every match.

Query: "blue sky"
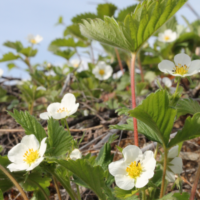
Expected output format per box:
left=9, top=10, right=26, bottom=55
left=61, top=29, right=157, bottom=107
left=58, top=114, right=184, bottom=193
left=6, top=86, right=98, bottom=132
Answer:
left=0, top=0, right=200, bottom=79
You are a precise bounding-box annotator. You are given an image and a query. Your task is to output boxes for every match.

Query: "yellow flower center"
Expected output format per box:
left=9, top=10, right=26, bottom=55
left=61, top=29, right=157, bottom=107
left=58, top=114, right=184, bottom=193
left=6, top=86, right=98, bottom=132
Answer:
left=99, top=69, right=105, bottom=76
left=30, top=39, right=37, bottom=44
left=173, top=64, right=189, bottom=76
left=57, top=107, right=70, bottom=113
left=126, top=161, right=143, bottom=179
left=164, top=36, right=170, bottom=41
left=23, top=149, right=39, bottom=164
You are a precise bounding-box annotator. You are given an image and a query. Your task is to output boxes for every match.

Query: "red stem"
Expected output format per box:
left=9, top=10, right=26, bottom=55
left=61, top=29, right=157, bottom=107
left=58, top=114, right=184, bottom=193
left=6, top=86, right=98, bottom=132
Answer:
left=190, top=163, right=200, bottom=200
left=115, top=48, right=124, bottom=74
left=130, top=53, right=138, bottom=146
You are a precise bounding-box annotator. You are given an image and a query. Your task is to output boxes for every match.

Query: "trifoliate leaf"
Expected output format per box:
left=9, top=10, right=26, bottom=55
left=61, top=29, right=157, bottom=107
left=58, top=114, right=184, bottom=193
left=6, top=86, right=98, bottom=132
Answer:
left=80, top=0, right=186, bottom=52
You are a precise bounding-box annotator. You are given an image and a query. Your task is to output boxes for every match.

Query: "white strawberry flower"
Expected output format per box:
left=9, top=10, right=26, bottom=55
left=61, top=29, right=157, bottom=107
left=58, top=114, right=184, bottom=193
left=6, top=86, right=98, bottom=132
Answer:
left=70, top=149, right=82, bottom=160
left=40, top=93, right=79, bottom=120
left=0, top=69, right=3, bottom=77
left=108, top=145, right=156, bottom=190
left=158, top=53, right=200, bottom=77
left=7, top=134, right=47, bottom=172
left=92, top=61, right=113, bottom=80
left=27, top=34, right=43, bottom=44
left=166, top=146, right=183, bottom=182
left=158, top=29, right=177, bottom=43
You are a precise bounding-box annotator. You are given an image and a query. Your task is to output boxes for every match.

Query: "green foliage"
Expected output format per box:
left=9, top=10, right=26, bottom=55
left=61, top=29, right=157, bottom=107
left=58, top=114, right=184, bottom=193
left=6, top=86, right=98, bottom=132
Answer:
left=95, top=143, right=114, bottom=170
left=176, top=98, right=200, bottom=118
left=55, top=16, right=63, bottom=25
left=51, top=49, right=76, bottom=60
left=31, top=188, right=50, bottom=200
left=129, top=90, right=176, bottom=146
left=47, top=118, right=73, bottom=156
left=7, top=63, right=16, bottom=70
left=3, top=41, right=23, bottom=52
left=158, top=192, right=190, bottom=200
left=0, top=156, right=51, bottom=194
left=80, top=0, right=186, bottom=52
left=117, top=5, right=137, bottom=22
left=64, top=24, right=87, bottom=41
left=111, top=118, right=162, bottom=143
left=162, top=32, right=200, bottom=57
left=136, top=82, right=148, bottom=95
left=168, top=113, right=200, bottom=147
left=0, top=190, right=3, bottom=200
left=114, top=187, right=139, bottom=199
left=71, top=12, right=97, bottom=24
left=7, top=109, right=46, bottom=142
left=19, top=47, right=38, bottom=57
left=49, top=38, right=87, bottom=48
left=57, top=159, right=112, bottom=200
left=97, top=3, right=117, bottom=19
left=0, top=52, right=19, bottom=62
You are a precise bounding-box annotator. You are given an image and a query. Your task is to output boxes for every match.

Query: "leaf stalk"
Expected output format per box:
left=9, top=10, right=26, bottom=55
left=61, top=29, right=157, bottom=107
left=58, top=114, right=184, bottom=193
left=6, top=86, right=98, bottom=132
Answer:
left=0, top=165, right=29, bottom=200
left=160, top=147, right=168, bottom=198
left=130, top=53, right=138, bottom=146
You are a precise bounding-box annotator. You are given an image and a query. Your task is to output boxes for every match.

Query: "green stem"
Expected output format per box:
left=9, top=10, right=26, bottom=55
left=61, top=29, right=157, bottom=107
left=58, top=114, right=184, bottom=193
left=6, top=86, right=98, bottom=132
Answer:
left=160, top=147, right=168, bottom=198
left=53, top=175, right=62, bottom=200
left=64, top=118, right=71, bottom=135
left=174, top=78, right=181, bottom=96
left=154, top=144, right=159, bottom=159
left=0, top=165, right=29, bottom=200
left=142, top=190, right=146, bottom=200
left=76, top=184, right=82, bottom=200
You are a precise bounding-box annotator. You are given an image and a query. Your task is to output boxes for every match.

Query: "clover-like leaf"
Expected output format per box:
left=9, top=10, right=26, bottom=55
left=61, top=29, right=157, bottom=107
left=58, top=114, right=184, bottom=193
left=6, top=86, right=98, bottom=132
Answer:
left=80, top=0, right=186, bottom=52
